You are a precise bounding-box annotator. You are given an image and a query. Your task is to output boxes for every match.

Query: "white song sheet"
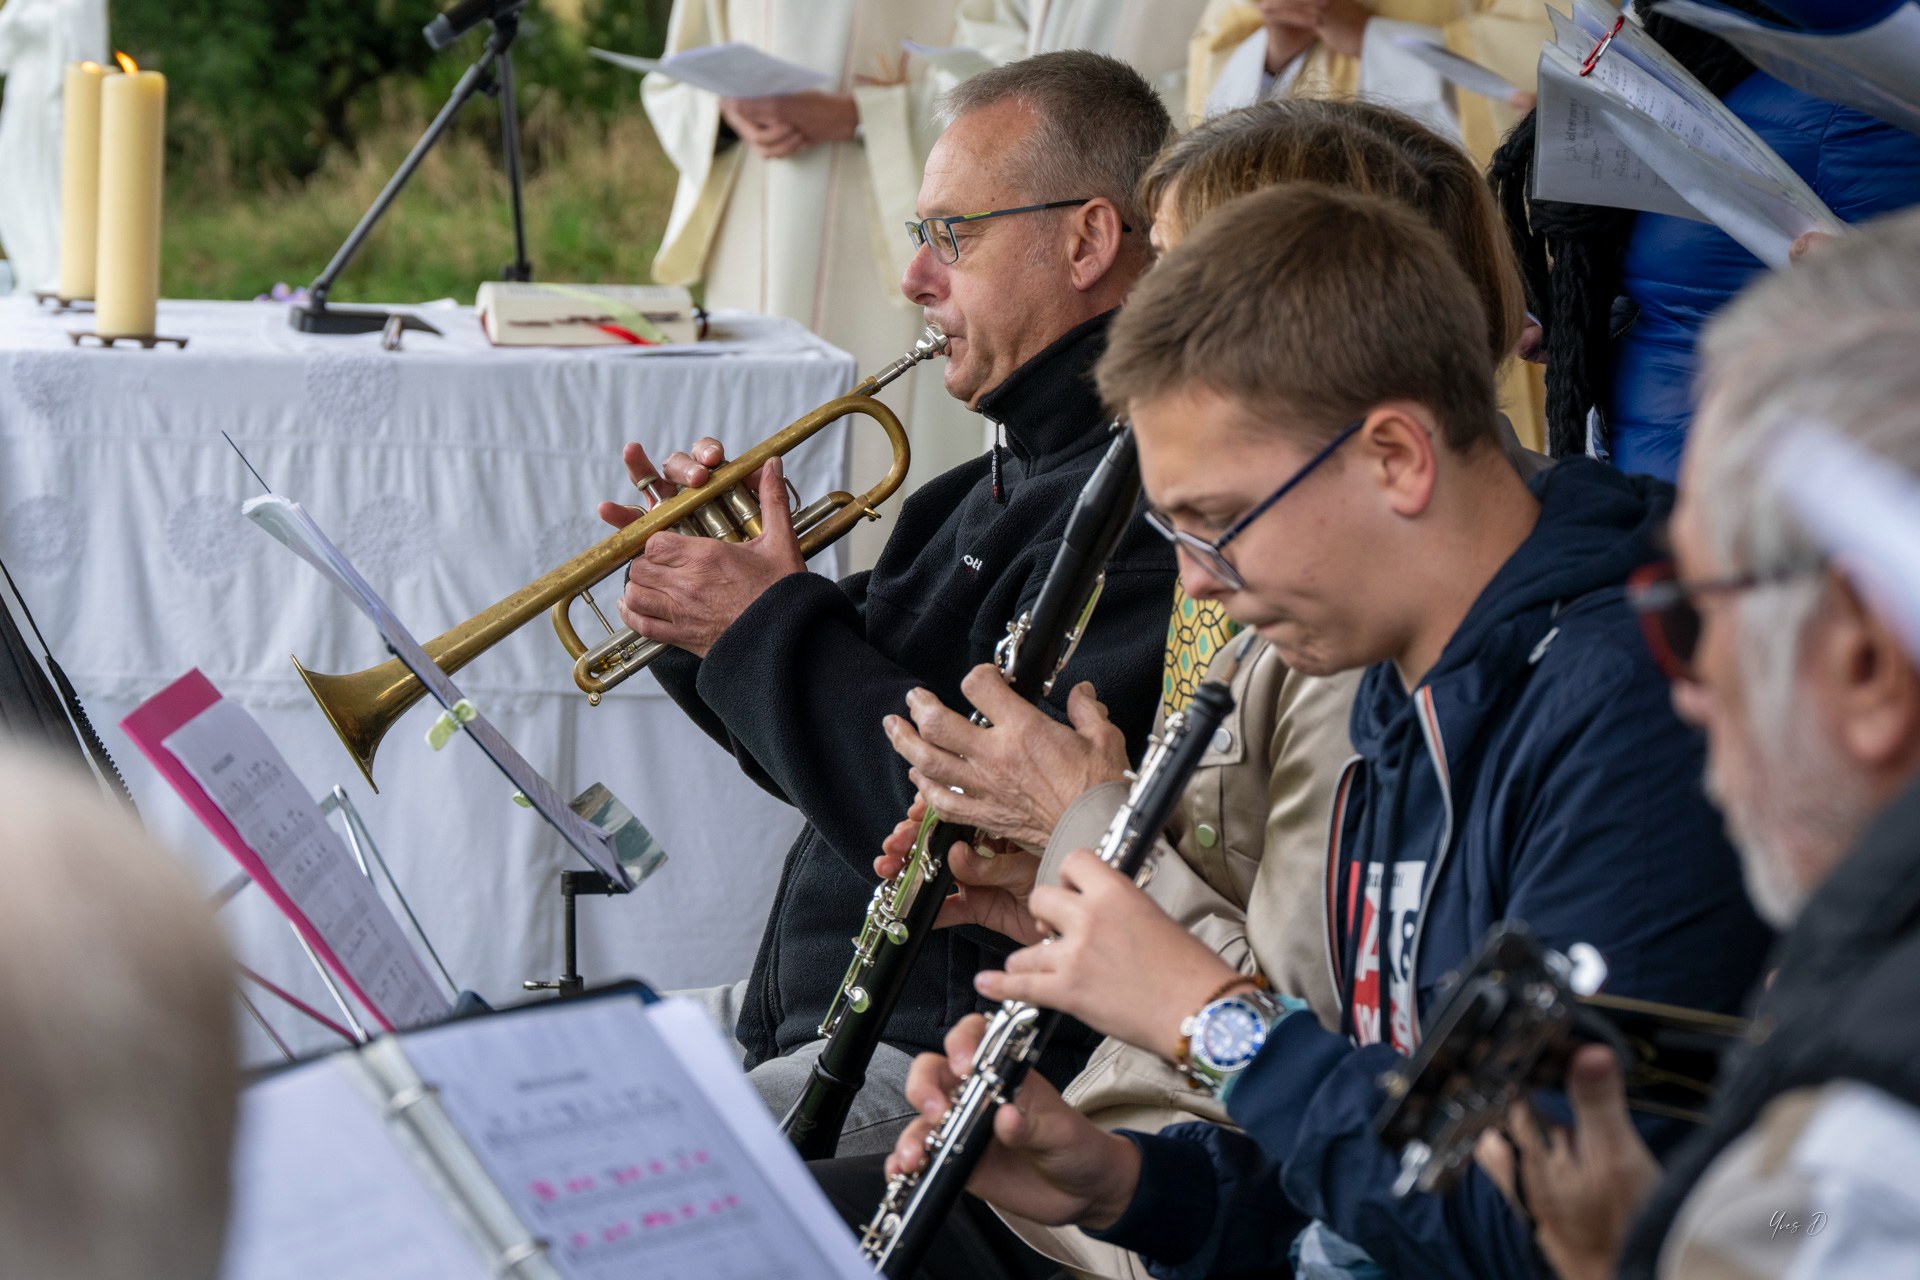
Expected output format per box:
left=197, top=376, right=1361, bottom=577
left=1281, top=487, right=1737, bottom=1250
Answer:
left=1533, top=1, right=1844, bottom=266
left=164, top=698, right=450, bottom=1030
left=1770, top=425, right=1920, bottom=665
left=1660, top=1, right=1920, bottom=139
left=220, top=1063, right=489, bottom=1280
left=589, top=43, right=833, bottom=98
left=400, top=997, right=871, bottom=1280
left=1390, top=34, right=1523, bottom=102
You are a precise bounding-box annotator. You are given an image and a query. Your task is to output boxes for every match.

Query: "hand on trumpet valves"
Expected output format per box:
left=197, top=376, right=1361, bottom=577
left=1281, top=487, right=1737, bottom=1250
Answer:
left=887, top=1013, right=1141, bottom=1230
left=883, top=670, right=1129, bottom=853
left=875, top=798, right=1047, bottom=945
left=604, top=451, right=805, bottom=660
left=976, top=848, right=1251, bottom=1065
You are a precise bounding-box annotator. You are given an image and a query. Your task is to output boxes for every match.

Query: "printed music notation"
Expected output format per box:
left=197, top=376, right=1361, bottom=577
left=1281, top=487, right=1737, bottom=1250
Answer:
left=163, top=696, right=449, bottom=1030
left=402, top=999, right=851, bottom=1280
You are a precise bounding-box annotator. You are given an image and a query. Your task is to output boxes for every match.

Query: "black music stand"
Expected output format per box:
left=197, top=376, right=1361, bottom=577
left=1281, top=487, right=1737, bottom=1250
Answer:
left=523, top=869, right=625, bottom=998
left=289, top=1, right=535, bottom=335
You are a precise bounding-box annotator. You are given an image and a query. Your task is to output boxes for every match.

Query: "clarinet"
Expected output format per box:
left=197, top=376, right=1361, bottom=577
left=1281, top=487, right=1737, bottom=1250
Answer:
left=782, top=426, right=1143, bottom=1159
left=860, top=638, right=1249, bottom=1277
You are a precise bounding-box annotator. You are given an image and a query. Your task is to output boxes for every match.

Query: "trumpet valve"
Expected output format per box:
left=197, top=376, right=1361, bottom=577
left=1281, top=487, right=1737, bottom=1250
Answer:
left=719, top=484, right=765, bottom=539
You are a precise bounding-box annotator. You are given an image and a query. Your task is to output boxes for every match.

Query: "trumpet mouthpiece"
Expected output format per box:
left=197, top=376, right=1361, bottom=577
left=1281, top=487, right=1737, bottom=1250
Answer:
left=916, top=325, right=951, bottom=360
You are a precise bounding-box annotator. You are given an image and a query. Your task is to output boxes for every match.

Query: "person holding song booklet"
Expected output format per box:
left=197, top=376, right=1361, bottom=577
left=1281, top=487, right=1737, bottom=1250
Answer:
left=1488, top=0, right=1920, bottom=477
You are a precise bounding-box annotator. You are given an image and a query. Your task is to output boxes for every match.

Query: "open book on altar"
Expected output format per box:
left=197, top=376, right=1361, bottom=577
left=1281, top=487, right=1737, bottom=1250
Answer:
left=221, top=992, right=872, bottom=1280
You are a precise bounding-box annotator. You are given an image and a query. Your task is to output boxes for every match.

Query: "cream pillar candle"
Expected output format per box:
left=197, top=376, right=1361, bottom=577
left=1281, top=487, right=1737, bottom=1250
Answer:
left=94, top=55, right=166, bottom=338
left=56, top=61, right=111, bottom=301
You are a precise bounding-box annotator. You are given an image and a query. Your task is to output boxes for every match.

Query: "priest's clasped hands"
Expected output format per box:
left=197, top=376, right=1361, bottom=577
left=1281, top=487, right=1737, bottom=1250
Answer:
left=597, top=438, right=806, bottom=658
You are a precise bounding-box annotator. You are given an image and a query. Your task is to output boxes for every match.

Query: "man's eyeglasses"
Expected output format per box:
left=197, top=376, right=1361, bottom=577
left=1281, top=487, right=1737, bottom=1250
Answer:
left=1627, top=560, right=1816, bottom=683
left=905, top=200, right=1132, bottom=264
left=1143, top=418, right=1365, bottom=593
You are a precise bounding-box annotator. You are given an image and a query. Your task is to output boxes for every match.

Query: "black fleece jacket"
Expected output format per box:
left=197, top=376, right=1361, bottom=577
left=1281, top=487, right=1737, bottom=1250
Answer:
left=649, top=310, right=1176, bottom=1074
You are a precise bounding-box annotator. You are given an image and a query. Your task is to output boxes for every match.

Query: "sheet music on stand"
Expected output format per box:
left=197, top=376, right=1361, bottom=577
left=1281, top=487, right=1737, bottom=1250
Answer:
left=1534, top=0, right=1847, bottom=267
left=220, top=994, right=873, bottom=1280
left=1660, top=1, right=1920, bottom=139
left=123, top=671, right=452, bottom=1035
left=242, top=495, right=638, bottom=890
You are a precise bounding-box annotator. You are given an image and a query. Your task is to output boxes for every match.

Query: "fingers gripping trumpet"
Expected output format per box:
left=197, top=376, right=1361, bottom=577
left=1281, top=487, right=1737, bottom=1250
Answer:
left=292, top=327, right=947, bottom=788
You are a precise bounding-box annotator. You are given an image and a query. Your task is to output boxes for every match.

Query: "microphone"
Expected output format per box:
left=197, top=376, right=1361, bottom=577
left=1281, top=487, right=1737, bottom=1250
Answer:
left=423, top=0, right=527, bottom=51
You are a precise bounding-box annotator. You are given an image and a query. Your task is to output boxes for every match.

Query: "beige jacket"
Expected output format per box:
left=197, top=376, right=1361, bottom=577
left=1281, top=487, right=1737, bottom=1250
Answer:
left=1659, top=1082, right=1920, bottom=1278
left=999, top=636, right=1362, bottom=1278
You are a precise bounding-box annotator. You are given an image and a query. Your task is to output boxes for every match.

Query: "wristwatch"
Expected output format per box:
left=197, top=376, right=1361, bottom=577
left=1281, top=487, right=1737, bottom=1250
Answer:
left=1180, top=987, right=1304, bottom=1097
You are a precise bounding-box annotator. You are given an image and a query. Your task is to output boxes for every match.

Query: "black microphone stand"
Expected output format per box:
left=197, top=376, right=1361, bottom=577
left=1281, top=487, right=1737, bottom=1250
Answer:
left=290, top=3, right=535, bottom=335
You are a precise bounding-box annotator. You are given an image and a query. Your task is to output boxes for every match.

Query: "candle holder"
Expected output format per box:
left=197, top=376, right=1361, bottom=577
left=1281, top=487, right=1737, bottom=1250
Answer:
left=67, top=331, right=189, bottom=350
left=33, top=292, right=95, bottom=314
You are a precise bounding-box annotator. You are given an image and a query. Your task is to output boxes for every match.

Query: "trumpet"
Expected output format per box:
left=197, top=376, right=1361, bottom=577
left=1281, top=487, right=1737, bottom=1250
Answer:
left=293, top=326, right=948, bottom=789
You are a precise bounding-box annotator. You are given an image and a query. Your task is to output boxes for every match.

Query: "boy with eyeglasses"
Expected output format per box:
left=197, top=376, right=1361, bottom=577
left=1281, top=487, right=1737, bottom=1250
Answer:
left=876, top=183, right=1773, bottom=1279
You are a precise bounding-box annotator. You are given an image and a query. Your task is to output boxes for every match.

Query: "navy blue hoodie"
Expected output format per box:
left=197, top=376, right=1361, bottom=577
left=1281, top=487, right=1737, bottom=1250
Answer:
left=1092, top=459, right=1773, bottom=1279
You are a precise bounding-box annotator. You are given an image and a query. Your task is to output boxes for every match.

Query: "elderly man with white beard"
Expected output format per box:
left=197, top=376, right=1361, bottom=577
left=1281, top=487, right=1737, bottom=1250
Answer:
left=1476, top=207, right=1920, bottom=1280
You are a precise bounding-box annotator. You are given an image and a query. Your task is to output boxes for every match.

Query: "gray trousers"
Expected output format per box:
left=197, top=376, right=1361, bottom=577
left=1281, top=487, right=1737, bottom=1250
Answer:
left=676, top=980, right=920, bottom=1157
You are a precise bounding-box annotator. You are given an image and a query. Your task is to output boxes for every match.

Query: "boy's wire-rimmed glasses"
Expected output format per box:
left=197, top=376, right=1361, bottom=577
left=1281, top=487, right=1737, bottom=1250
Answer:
left=1144, top=418, right=1366, bottom=592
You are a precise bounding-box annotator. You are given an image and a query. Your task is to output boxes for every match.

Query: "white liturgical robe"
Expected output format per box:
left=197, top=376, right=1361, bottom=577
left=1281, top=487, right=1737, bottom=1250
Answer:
left=643, top=0, right=977, bottom=569
left=0, top=0, right=107, bottom=295
left=953, top=0, right=1215, bottom=117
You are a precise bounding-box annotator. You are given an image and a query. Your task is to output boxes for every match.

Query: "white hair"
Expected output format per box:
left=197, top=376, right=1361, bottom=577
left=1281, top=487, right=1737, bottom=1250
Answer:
left=1687, top=208, right=1920, bottom=920
left=0, top=744, right=238, bottom=1279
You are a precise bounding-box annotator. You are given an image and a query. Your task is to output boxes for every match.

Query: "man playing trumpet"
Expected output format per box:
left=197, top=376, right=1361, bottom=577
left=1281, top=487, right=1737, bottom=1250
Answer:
left=596, top=52, right=1178, bottom=1154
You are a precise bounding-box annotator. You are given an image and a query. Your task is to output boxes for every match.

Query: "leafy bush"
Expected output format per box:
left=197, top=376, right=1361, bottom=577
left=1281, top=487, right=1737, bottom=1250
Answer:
left=111, top=0, right=670, bottom=187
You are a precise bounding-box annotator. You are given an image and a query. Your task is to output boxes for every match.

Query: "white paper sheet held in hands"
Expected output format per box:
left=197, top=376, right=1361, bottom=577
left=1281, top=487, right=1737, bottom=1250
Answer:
left=220, top=995, right=873, bottom=1280
left=1534, top=1, right=1847, bottom=268
left=164, top=695, right=451, bottom=1031
left=242, top=495, right=631, bottom=889
left=1768, top=425, right=1920, bottom=665
left=589, top=43, right=833, bottom=98
left=1661, top=1, right=1920, bottom=140
left=1390, top=34, right=1524, bottom=103
left=901, top=38, right=997, bottom=79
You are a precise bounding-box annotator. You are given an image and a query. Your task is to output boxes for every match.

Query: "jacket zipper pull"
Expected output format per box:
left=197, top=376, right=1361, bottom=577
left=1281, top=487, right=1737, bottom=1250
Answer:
left=990, top=422, right=1007, bottom=504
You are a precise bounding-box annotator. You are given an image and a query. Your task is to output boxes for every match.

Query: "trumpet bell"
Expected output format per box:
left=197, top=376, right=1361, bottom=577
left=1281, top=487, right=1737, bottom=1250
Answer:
left=291, top=655, right=399, bottom=792
left=290, top=325, right=946, bottom=785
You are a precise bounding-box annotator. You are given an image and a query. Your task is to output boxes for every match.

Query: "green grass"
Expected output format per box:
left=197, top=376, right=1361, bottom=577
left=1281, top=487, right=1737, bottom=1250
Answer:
left=162, top=95, right=679, bottom=304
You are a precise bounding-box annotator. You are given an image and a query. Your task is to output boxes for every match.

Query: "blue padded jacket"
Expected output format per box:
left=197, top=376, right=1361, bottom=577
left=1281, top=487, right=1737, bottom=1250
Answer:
left=1605, top=72, right=1920, bottom=480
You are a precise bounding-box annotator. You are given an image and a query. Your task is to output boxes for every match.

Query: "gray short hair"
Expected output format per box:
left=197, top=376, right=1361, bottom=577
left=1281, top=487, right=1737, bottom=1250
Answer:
left=0, top=745, right=238, bottom=1279
left=1691, top=208, right=1920, bottom=727
left=937, top=50, right=1172, bottom=233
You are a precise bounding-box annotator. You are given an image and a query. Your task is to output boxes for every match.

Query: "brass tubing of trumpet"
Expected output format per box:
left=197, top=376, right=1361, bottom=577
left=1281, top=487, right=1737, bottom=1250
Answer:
left=295, top=393, right=918, bottom=789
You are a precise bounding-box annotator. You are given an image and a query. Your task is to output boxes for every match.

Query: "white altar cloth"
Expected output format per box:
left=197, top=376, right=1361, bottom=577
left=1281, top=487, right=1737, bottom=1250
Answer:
left=0, top=297, right=867, bottom=1059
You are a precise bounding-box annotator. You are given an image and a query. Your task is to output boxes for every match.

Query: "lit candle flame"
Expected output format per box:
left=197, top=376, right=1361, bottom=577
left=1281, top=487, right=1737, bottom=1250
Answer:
left=114, top=51, right=138, bottom=75
left=80, top=60, right=102, bottom=73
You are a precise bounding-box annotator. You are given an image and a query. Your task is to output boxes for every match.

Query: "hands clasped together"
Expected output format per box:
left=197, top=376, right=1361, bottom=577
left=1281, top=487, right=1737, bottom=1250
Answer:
left=597, top=437, right=805, bottom=659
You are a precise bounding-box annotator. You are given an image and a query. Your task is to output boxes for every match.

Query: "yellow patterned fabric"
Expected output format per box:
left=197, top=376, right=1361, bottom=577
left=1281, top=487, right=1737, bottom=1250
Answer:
left=1164, top=583, right=1244, bottom=719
